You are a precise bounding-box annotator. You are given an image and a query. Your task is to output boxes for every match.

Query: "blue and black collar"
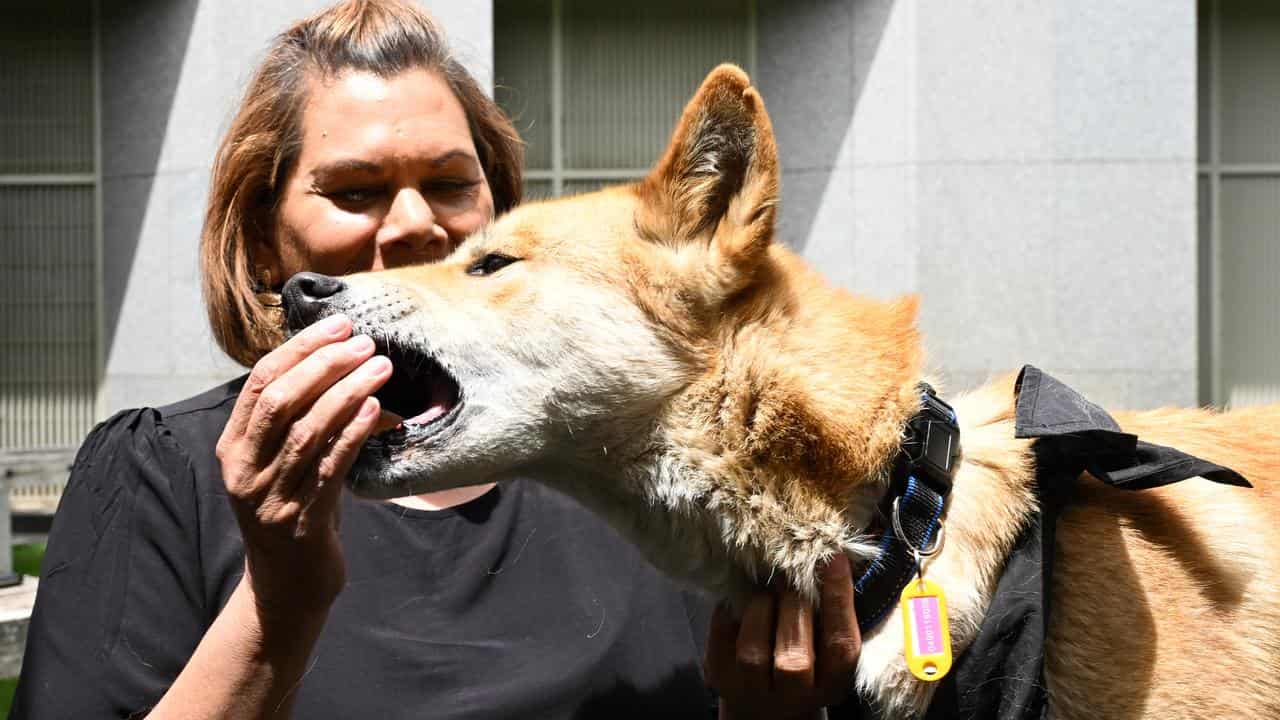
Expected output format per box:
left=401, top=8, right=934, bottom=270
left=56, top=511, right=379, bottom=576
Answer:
left=853, top=383, right=961, bottom=635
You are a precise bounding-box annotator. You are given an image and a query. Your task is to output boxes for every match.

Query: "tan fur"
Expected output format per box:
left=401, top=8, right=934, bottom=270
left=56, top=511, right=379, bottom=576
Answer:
left=1046, top=408, right=1280, bottom=720
left=334, top=65, right=1280, bottom=718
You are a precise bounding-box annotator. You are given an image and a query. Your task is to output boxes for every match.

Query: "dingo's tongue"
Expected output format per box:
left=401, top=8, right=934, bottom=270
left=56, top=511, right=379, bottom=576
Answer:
left=375, top=381, right=454, bottom=430
left=403, top=404, right=448, bottom=426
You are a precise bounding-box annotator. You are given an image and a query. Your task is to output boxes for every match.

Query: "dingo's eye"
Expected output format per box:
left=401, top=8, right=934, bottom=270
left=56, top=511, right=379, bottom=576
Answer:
left=467, top=253, right=519, bottom=276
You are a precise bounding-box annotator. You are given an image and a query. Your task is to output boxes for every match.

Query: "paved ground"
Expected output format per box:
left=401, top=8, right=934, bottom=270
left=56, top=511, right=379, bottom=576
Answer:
left=0, top=579, right=37, bottom=678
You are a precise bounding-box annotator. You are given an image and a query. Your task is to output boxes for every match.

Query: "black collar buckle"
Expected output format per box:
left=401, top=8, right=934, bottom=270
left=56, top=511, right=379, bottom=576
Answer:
left=899, top=383, right=961, bottom=496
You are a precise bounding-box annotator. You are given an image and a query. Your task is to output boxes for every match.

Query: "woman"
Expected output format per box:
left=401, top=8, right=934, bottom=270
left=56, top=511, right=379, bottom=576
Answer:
left=12, top=2, right=859, bottom=718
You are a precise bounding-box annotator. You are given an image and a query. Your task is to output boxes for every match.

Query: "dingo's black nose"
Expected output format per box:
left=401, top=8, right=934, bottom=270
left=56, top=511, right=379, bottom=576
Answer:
left=282, top=272, right=347, bottom=330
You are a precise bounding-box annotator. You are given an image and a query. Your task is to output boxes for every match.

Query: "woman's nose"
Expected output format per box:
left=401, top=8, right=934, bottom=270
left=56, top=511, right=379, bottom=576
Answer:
left=281, top=271, right=347, bottom=331
left=380, top=188, right=450, bottom=261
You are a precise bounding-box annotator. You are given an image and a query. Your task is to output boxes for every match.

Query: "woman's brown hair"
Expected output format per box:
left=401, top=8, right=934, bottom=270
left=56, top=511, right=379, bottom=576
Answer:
left=201, top=0, right=523, bottom=367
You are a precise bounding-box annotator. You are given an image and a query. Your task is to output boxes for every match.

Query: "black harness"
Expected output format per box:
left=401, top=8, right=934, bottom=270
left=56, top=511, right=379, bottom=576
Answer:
left=838, top=366, right=1250, bottom=720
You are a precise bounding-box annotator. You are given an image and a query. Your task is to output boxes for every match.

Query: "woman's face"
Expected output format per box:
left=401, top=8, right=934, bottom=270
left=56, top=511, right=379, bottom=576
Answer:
left=268, top=68, right=495, bottom=280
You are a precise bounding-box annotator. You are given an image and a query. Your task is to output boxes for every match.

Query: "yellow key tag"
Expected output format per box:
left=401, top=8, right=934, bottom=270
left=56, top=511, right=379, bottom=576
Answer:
left=901, top=577, right=952, bottom=682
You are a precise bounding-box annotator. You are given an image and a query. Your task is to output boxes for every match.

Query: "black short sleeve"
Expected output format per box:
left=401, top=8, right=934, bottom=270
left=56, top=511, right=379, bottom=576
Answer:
left=11, top=408, right=210, bottom=718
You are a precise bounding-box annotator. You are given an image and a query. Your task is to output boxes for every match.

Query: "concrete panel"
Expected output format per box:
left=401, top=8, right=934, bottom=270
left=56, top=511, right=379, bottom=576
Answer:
left=756, top=0, right=855, bottom=173
left=163, top=2, right=338, bottom=176
left=102, top=373, right=242, bottom=418
left=760, top=0, right=1197, bottom=414
left=106, top=170, right=233, bottom=383
left=850, top=164, right=917, bottom=299
left=791, top=169, right=856, bottom=289
left=102, top=174, right=171, bottom=378
left=938, top=367, right=1197, bottom=413
left=843, top=0, right=914, bottom=168
left=776, top=169, right=831, bottom=252
left=1050, top=163, right=1198, bottom=373
left=100, top=1, right=199, bottom=181
left=165, top=171, right=246, bottom=380
left=914, top=163, right=1059, bottom=374
left=1042, top=369, right=1198, bottom=411
left=915, top=1, right=1055, bottom=163
left=1052, top=0, right=1196, bottom=160
left=424, top=0, right=494, bottom=92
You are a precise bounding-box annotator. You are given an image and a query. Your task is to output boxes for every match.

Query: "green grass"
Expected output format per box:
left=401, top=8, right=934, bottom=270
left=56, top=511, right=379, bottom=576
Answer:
left=0, top=676, right=16, bottom=716
left=11, top=544, right=43, bottom=579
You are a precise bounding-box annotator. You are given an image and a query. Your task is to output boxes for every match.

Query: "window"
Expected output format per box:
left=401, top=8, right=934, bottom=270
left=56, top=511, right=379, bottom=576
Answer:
left=0, top=1, right=99, bottom=450
left=495, top=0, right=756, bottom=200
left=1198, top=0, right=1280, bottom=407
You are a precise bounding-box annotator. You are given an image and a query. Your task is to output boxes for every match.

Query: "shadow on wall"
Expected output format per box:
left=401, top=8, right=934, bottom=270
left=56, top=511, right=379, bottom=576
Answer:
left=99, top=0, right=198, bottom=381
left=757, top=0, right=893, bottom=252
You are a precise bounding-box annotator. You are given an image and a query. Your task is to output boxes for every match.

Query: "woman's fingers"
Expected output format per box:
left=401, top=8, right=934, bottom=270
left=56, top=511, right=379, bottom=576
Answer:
left=242, top=333, right=378, bottom=466
left=773, top=590, right=816, bottom=698
left=735, top=591, right=777, bottom=695
left=222, top=313, right=352, bottom=445
left=297, top=396, right=383, bottom=536
left=815, top=554, right=860, bottom=703
left=704, top=601, right=742, bottom=696
left=275, top=356, right=390, bottom=503
left=707, top=558, right=862, bottom=719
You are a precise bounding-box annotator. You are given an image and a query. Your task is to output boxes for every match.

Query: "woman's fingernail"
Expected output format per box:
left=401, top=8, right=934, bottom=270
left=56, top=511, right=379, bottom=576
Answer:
left=346, top=335, right=374, bottom=354
left=360, top=397, right=380, bottom=418
left=363, top=356, right=392, bottom=376
left=319, top=314, right=348, bottom=335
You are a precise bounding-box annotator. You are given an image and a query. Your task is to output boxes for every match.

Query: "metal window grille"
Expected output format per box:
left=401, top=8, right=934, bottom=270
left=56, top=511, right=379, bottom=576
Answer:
left=1198, top=0, right=1280, bottom=408
left=0, top=1, right=100, bottom=452
left=495, top=0, right=756, bottom=200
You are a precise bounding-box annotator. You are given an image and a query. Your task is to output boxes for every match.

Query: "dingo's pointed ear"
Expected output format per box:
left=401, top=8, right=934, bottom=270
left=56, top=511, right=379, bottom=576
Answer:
left=639, top=64, right=779, bottom=285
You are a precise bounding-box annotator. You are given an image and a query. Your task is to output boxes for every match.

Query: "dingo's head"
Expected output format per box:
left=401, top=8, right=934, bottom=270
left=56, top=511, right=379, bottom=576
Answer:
left=282, top=64, right=787, bottom=499
left=282, top=65, right=922, bottom=602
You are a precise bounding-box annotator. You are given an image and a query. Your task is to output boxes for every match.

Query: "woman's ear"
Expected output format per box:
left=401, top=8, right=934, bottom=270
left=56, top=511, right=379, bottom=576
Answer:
left=637, top=64, right=780, bottom=295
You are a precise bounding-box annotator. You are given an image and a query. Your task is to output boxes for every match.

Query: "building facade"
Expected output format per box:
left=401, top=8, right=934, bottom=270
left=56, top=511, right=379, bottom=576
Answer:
left=2, top=0, right=1277, bottom=470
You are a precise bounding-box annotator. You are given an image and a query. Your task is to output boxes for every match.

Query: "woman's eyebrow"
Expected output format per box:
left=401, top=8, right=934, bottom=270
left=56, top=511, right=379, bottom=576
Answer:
left=428, top=149, right=478, bottom=168
left=310, top=150, right=478, bottom=183
left=310, top=159, right=381, bottom=183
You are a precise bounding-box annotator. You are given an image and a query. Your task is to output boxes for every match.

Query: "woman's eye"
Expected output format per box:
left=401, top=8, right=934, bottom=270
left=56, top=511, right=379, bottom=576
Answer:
left=467, top=253, right=519, bottom=276
left=329, top=187, right=381, bottom=205
left=428, top=179, right=478, bottom=195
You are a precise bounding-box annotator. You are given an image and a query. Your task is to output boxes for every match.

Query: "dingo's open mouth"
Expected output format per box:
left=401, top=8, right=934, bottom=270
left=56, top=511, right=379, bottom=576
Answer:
left=367, top=335, right=462, bottom=446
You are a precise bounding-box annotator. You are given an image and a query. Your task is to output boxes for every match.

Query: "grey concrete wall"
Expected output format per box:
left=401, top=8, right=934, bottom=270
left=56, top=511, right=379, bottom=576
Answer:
left=102, top=0, right=1197, bottom=413
left=759, top=0, right=1198, bottom=410
left=98, top=0, right=494, bottom=416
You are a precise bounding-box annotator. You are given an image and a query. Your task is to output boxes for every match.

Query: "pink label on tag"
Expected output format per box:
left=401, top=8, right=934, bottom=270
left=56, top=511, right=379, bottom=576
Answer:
left=910, top=596, right=943, bottom=656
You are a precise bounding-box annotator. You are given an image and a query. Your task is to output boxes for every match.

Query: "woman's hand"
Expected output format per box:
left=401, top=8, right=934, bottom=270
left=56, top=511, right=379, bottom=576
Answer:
left=215, top=313, right=391, bottom=624
left=705, top=555, right=862, bottom=720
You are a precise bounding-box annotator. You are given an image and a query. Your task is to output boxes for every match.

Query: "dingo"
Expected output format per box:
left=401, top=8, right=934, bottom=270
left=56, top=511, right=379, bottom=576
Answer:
left=281, top=65, right=1280, bottom=719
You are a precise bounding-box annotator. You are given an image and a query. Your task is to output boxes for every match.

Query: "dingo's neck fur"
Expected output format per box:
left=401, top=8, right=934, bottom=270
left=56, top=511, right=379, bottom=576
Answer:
left=598, top=251, right=1039, bottom=716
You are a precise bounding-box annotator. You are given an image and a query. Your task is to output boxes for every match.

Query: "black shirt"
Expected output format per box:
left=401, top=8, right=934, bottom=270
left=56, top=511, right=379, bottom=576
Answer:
left=12, top=378, right=716, bottom=719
